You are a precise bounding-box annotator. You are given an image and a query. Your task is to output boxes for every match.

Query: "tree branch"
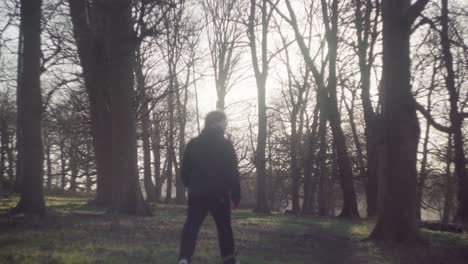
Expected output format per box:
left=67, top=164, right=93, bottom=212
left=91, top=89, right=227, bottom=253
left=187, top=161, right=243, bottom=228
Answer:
left=407, top=0, right=430, bottom=26
left=415, top=102, right=452, bottom=133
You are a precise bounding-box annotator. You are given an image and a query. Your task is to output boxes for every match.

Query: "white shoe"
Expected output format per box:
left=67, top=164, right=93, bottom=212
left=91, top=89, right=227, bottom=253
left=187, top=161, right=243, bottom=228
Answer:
left=178, top=259, right=188, bottom=264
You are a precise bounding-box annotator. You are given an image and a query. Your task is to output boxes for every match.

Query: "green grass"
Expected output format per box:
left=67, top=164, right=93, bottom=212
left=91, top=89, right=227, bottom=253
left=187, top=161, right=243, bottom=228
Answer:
left=0, top=195, right=467, bottom=264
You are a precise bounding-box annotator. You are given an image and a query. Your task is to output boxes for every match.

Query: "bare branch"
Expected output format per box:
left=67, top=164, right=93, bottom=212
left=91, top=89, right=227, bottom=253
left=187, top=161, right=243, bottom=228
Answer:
left=407, top=0, right=430, bottom=26
left=415, top=102, right=452, bottom=133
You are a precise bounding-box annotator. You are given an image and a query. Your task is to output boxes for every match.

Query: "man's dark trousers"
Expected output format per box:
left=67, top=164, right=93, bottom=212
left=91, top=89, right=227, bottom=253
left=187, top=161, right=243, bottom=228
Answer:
left=179, top=195, right=235, bottom=264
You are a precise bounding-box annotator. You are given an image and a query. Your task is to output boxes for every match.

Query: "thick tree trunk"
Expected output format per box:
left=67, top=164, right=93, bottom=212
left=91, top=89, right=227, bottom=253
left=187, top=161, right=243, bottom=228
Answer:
left=107, top=1, right=149, bottom=214
left=68, top=0, right=113, bottom=205
left=15, top=0, right=45, bottom=215
left=370, top=0, right=425, bottom=242
left=365, top=122, right=379, bottom=218
left=69, top=0, right=149, bottom=215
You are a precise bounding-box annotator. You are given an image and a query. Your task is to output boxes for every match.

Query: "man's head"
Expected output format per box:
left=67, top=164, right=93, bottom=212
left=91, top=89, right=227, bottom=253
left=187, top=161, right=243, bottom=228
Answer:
left=204, top=110, right=227, bottom=132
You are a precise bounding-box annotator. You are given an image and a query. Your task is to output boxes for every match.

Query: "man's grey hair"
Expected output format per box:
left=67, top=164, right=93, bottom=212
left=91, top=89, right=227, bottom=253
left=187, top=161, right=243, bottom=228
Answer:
left=204, top=110, right=227, bottom=128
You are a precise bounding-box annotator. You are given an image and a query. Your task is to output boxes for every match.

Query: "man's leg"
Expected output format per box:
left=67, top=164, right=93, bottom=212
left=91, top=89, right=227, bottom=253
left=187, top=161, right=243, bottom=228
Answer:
left=211, top=196, right=236, bottom=264
left=179, top=196, right=208, bottom=262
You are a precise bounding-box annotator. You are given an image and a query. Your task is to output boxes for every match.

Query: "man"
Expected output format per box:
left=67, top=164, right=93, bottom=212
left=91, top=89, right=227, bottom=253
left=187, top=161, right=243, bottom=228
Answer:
left=178, top=111, right=241, bottom=264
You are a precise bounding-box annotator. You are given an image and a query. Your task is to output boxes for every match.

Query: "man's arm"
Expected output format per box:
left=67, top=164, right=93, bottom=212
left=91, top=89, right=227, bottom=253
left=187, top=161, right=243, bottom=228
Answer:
left=181, top=140, right=194, bottom=188
left=226, top=140, right=241, bottom=208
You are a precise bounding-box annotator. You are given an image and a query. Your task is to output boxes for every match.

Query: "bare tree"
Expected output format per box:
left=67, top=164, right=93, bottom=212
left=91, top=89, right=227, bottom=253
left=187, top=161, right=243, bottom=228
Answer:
left=202, top=0, right=244, bottom=110
left=281, top=0, right=359, bottom=218
left=247, top=0, right=278, bottom=214
left=352, top=0, right=381, bottom=217
left=14, top=0, right=46, bottom=215
left=68, top=0, right=150, bottom=215
left=369, top=0, right=430, bottom=242
left=414, top=0, right=468, bottom=223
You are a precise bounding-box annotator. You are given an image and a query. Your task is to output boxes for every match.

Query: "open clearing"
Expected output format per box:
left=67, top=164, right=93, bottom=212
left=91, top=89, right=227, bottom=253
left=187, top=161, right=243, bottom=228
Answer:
left=0, top=195, right=467, bottom=264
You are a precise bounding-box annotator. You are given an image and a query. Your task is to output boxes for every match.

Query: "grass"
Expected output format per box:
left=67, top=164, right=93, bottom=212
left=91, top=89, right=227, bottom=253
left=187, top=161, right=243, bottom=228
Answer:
left=0, top=195, right=467, bottom=264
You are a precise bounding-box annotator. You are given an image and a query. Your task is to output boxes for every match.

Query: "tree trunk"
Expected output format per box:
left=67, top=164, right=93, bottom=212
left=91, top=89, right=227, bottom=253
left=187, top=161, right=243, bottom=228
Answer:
left=85, top=160, right=92, bottom=194
left=0, top=110, right=6, bottom=182
left=60, top=139, right=66, bottom=192
left=442, top=135, right=453, bottom=224
left=165, top=151, right=173, bottom=203
left=165, top=92, right=175, bottom=204
left=69, top=0, right=150, bottom=215
left=248, top=0, right=270, bottom=214
left=365, top=122, right=379, bottom=218
left=68, top=139, right=78, bottom=193
left=439, top=0, right=468, bottom=223
left=353, top=0, right=380, bottom=219
left=284, top=0, right=359, bottom=218
left=416, top=120, right=430, bottom=220
left=14, top=13, right=24, bottom=193
left=216, top=83, right=226, bottom=111
left=254, top=77, right=269, bottom=213
left=317, top=111, right=329, bottom=216
left=142, top=102, right=156, bottom=203
left=322, top=0, right=359, bottom=218
left=370, top=0, right=426, bottom=242
left=290, top=112, right=301, bottom=214
left=136, top=50, right=156, bottom=203
left=14, top=0, right=46, bottom=215
left=7, top=135, right=14, bottom=181
left=68, top=0, right=113, bottom=205
left=106, top=1, right=149, bottom=214
left=416, top=82, right=434, bottom=220
left=302, top=104, right=320, bottom=215
left=175, top=74, right=188, bottom=204
left=152, top=115, right=162, bottom=202
left=45, top=141, right=52, bottom=190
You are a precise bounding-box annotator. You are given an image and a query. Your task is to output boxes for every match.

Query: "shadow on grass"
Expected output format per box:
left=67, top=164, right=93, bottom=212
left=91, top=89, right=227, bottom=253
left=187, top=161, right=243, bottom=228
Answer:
left=1, top=196, right=468, bottom=264
left=229, top=213, right=383, bottom=264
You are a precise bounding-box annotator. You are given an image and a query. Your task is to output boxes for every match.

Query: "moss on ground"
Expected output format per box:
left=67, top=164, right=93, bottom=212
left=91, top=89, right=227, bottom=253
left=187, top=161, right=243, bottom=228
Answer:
left=0, top=195, right=467, bottom=264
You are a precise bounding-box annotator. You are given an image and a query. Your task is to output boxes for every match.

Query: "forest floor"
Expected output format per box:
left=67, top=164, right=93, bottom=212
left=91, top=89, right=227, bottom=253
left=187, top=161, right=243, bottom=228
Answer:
left=0, top=195, right=467, bottom=264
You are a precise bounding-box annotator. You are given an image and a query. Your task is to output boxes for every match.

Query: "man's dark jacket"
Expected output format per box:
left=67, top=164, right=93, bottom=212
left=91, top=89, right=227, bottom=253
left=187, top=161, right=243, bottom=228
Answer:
left=181, top=126, right=241, bottom=205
